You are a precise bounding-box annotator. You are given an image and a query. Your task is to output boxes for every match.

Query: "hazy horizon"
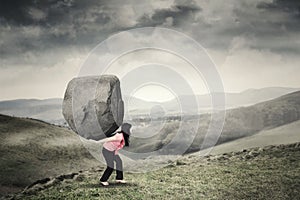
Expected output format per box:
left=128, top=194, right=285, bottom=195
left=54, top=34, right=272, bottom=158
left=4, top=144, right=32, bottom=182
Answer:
left=0, top=86, right=299, bottom=102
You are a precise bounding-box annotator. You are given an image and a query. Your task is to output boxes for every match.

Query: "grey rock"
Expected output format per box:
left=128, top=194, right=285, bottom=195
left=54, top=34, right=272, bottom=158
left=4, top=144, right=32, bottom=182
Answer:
left=62, top=75, right=124, bottom=140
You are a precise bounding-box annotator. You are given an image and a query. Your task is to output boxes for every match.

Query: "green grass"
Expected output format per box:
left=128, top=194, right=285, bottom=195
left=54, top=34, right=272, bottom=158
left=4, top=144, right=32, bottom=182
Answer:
left=9, top=143, right=300, bottom=200
left=0, top=114, right=100, bottom=195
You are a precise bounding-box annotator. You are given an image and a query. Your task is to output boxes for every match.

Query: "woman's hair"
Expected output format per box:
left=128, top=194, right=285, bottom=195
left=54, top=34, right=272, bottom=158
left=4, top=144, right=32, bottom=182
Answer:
left=122, top=132, right=130, bottom=146
left=120, top=123, right=131, bottom=146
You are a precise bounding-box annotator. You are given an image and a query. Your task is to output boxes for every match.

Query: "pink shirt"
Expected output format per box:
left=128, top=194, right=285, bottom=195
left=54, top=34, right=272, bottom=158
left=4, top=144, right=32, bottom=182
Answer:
left=103, top=133, right=124, bottom=155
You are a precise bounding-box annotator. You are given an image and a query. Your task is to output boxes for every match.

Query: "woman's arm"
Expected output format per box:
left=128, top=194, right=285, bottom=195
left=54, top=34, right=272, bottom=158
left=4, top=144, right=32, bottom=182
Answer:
left=88, top=134, right=119, bottom=144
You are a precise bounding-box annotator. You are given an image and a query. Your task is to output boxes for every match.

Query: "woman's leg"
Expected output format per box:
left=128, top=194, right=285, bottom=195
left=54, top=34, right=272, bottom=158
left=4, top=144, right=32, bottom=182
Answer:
left=100, top=148, right=114, bottom=182
left=114, top=154, right=123, bottom=180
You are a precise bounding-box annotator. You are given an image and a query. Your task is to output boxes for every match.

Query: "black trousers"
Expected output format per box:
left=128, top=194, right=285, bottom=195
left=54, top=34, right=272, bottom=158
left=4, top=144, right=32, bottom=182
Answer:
left=100, top=147, right=123, bottom=182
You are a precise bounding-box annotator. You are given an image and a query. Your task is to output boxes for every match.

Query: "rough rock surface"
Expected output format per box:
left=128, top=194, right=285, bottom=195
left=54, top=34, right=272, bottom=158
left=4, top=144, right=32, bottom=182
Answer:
left=62, top=75, right=124, bottom=140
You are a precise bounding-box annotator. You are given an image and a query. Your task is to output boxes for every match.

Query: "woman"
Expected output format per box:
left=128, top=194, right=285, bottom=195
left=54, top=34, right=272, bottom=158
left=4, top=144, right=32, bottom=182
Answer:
left=97, top=123, right=131, bottom=186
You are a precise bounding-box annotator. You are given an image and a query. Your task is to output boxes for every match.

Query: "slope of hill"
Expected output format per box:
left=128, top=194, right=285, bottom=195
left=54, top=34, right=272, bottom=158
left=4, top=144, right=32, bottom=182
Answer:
left=219, top=89, right=300, bottom=137
left=199, top=119, right=300, bottom=156
left=0, top=114, right=100, bottom=197
left=6, top=142, right=300, bottom=200
left=224, top=86, right=300, bottom=108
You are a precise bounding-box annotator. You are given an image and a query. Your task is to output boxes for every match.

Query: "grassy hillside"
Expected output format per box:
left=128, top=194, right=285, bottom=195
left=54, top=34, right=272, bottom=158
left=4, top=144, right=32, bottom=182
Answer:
left=0, top=114, right=100, bottom=196
left=206, top=119, right=300, bottom=155
left=5, top=142, right=300, bottom=200
left=221, top=90, right=300, bottom=139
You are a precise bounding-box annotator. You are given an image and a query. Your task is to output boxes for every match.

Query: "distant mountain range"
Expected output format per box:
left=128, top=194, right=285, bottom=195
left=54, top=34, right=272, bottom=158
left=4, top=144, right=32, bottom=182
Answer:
left=126, top=86, right=300, bottom=115
left=0, top=98, right=64, bottom=125
left=0, top=87, right=299, bottom=124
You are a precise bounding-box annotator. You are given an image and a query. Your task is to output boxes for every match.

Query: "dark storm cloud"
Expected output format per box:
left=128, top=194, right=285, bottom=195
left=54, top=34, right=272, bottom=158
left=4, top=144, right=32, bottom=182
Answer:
left=0, top=0, right=202, bottom=67
left=257, top=0, right=300, bottom=18
left=0, top=0, right=125, bottom=66
left=1, top=0, right=300, bottom=100
left=0, top=0, right=113, bottom=39
left=0, top=0, right=106, bottom=25
left=137, top=3, right=201, bottom=27
left=1, top=0, right=300, bottom=68
left=253, top=0, right=300, bottom=54
left=188, top=0, right=300, bottom=55
left=256, top=0, right=300, bottom=32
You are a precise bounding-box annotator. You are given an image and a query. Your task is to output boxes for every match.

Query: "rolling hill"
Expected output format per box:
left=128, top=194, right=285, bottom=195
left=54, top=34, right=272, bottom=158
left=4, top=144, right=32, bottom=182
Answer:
left=0, top=114, right=100, bottom=197
left=128, top=90, right=300, bottom=154
left=187, top=90, right=300, bottom=152
left=199, top=119, right=300, bottom=156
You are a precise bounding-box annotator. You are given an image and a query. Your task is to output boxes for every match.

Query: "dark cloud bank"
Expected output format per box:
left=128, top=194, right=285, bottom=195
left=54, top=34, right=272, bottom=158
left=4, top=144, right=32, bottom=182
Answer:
left=1, top=0, right=299, bottom=63
left=0, top=0, right=299, bottom=99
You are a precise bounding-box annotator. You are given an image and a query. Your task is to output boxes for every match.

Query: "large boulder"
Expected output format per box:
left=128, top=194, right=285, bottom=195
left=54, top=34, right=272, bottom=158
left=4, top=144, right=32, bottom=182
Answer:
left=62, top=75, right=124, bottom=140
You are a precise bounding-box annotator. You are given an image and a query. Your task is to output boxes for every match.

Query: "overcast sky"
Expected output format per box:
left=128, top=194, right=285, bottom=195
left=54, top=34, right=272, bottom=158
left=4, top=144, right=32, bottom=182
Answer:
left=0, top=0, right=299, bottom=100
